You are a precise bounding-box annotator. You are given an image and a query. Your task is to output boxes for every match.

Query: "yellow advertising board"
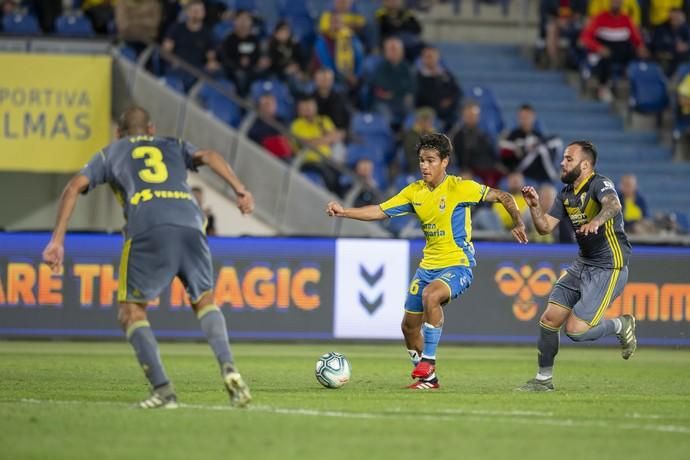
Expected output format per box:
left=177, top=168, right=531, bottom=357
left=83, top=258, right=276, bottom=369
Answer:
left=0, top=53, right=111, bottom=173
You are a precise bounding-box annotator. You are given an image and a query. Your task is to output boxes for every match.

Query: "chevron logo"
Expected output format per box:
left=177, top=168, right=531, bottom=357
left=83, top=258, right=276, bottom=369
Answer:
left=360, top=265, right=384, bottom=286
left=359, top=264, right=384, bottom=314
left=359, top=293, right=383, bottom=314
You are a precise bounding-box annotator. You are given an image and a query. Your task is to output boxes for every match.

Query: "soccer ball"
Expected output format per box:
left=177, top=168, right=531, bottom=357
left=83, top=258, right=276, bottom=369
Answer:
left=315, top=352, right=351, bottom=389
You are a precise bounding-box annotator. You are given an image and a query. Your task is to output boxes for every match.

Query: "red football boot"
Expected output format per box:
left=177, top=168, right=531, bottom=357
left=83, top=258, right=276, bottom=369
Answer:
left=406, top=379, right=440, bottom=390
left=411, top=360, right=435, bottom=379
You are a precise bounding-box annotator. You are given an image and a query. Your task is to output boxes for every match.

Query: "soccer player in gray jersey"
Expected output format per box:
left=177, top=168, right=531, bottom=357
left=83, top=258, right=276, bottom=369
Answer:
left=517, top=140, right=636, bottom=392
left=42, top=107, right=255, bottom=408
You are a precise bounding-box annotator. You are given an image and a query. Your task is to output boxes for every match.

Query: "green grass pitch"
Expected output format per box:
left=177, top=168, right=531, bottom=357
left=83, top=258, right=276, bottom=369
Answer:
left=1, top=341, right=689, bottom=460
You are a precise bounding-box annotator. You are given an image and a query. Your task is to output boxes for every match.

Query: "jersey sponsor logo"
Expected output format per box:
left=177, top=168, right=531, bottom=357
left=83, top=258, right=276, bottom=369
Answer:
left=421, top=223, right=446, bottom=238
left=129, top=189, right=192, bottom=205
left=601, top=181, right=615, bottom=193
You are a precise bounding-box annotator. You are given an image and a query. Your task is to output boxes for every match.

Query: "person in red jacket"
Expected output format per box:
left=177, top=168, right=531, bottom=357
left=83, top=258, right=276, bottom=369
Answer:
left=580, top=0, right=649, bottom=102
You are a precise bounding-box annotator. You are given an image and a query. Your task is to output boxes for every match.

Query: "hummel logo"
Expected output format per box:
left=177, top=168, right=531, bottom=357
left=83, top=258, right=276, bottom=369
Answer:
left=359, top=264, right=384, bottom=315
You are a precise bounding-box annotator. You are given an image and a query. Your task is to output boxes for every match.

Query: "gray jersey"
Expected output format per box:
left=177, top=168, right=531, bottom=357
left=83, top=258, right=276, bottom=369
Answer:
left=81, top=135, right=205, bottom=238
left=549, top=173, right=631, bottom=269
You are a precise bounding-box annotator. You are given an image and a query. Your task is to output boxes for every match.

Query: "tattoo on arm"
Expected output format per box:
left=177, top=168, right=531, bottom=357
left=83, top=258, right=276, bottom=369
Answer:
left=496, top=190, right=523, bottom=227
left=591, top=194, right=622, bottom=227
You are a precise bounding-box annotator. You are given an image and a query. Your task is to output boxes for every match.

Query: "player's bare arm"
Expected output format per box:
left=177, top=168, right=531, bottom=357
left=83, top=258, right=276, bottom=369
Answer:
left=326, top=202, right=387, bottom=221
left=484, top=188, right=528, bottom=244
left=193, top=149, right=254, bottom=215
left=42, top=174, right=91, bottom=273
left=521, top=186, right=560, bottom=235
left=578, top=193, right=621, bottom=235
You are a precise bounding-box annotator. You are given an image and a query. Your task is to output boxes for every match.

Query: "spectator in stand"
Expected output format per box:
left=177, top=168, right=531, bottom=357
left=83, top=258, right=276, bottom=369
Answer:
left=450, top=101, right=505, bottom=188
left=371, top=37, right=416, bottom=127
left=527, top=183, right=576, bottom=243
left=219, top=9, right=264, bottom=97
left=191, top=186, right=217, bottom=236
left=25, top=0, right=61, bottom=33
left=580, top=0, right=649, bottom=102
left=162, top=0, right=220, bottom=90
left=313, top=13, right=364, bottom=92
left=415, top=45, right=462, bottom=130
left=248, top=93, right=293, bottom=162
left=401, top=107, right=436, bottom=173
left=499, top=104, right=561, bottom=183
left=266, top=20, right=308, bottom=80
left=648, top=0, right=684, bottom=29
left=375, top=0, right=423, bottom=59
left=539, top=0, right=588, bottom=68
left=352, top=158, right=384, bottom=207
left=81, top=0, right=114, bottom=35
left=675, top=74, right=690, bottom=160
left=650, top=8, right=690, bottom=76
left=290, top=97, right=345, bottom=194
left=588, top=0, right=640, bottom=25
left=318, top=0, right=366, bottom=41
left=617, top=174, right=651, bottom=233
left=314, top=67, right=351, bottom=131
left=116, top=0, right=161, bottom=52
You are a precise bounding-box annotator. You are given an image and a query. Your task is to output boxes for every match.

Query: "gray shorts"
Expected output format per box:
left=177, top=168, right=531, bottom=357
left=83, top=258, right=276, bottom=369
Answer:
left=117, top=225, right=214, bottom=305
left=549, top=260, right=628, bottom=326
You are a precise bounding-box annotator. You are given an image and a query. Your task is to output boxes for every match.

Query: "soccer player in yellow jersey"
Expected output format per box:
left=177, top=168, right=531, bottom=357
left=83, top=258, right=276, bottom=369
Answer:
left=326, top=133, right=528, bottom=389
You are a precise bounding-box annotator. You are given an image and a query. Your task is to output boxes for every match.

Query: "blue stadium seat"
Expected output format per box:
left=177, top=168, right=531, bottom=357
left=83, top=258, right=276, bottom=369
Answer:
left=212, top=20, right=233, bottom=45
left=55, top=13, right=95, bottom=37
left=231, top=0, right=258, bottom=12
left=627, top=61, right=669, bottom=114
left=119, top=45, right=139, bottom=62
left=198, top=78, right=243, bottom=128
left=2, top=12, right=41, bottom=35
left=351, top=112, right=394, bottom=159
left=674, top=212, right=689, bottom=233
left=302, top=169, right=327, bottom=188
left=160, top=75, right=185, bottom=94
left=676, top=62, right=690, bottom=81
left=345, top=143, right=384, bottom=167
left=278, top=0, right=312, bottom=17
left=250, top=79, right=294, bottom=121
left=469, top=85, right=504, bottom=142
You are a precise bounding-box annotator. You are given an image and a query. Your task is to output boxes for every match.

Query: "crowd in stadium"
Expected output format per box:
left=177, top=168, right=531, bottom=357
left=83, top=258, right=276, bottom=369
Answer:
left=1, top=0, right=686, bottom=238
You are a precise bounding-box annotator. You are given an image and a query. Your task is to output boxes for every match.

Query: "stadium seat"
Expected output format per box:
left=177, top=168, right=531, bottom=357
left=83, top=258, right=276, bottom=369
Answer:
left=2, top=12, right=41, bottom=35
left=250, top=79, right=294, bottom=121
left=198, top=78, right=243, bottom=128
left=119, top=45, right=139, bottom=62
left=469, top=85, right=504, bottom=142
left=231, top=0, right=258, bottom=12
left=345, top=143, right=384, bottom=167
left=350, top=112, right=394, bottom=160
left=212, top=20, right=233, bottom=45
left=302, top=169, right=327, bottom=188
left=55, top=12, right=95, bottom=37
left=676, top=62, right=690, bottom=82
left=627, top=61, right=669, bottom=114
left=278, top=0, right=312, bottom=17
left=160, top=75, right=185, bottom=94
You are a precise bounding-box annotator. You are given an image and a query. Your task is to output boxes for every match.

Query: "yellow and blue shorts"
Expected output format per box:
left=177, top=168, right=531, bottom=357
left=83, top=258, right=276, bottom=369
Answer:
left=404, top=266, right=473, bottom=314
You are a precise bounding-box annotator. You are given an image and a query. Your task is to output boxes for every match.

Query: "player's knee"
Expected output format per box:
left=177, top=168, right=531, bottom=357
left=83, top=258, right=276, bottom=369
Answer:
left=540, top=311, right=563, bottom=329
left=421, top=287, right=443, bottom=308
left=401, top=319, right=418, bottom=336
left=564, top=324, right=590, bottom=342
left=117, top=304, right=147, bottom=329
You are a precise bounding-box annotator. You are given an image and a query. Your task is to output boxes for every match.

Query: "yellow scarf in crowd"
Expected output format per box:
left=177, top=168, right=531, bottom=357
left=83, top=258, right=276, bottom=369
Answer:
left=334, top=28, right=354, bottom=76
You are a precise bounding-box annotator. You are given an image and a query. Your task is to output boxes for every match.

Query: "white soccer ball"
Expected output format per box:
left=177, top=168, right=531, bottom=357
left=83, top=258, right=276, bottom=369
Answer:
left=315, top=352, right=351, bottom=389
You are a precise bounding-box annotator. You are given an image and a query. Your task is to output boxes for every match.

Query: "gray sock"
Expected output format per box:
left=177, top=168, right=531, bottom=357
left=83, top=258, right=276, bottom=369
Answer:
left=566, top=319, right=617, bottom=342
left=537, top=322, right=560, bottom=379
left=127, top=321, right=170, bottom=388
left=197, top=305, right=234, bottom=374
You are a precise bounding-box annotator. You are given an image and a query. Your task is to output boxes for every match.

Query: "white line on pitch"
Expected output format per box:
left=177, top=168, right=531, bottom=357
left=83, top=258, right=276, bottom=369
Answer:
left=10, top=398, right=690, bottom=435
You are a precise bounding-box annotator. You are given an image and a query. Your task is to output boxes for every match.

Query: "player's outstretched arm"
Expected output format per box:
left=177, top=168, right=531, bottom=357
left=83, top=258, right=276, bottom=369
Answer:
left=42, top=174, right=90, bottom=273
left=193, top=149, right=254, bottom=215
left=484, top=188, right=528, bottom=244
left=578, top=193, right=621, bottom=235
left=521, top=186, right=560, bottom=235
left=326, top=201, right=387, bottom=221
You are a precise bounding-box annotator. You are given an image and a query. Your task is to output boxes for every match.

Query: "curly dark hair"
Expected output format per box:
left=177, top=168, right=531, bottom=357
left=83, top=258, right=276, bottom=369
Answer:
left=416, top=133, right=453, bottom=160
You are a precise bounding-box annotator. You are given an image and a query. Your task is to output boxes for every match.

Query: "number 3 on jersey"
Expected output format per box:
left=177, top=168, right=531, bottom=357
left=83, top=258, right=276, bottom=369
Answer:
left=132, top=146, right=168, bottom=183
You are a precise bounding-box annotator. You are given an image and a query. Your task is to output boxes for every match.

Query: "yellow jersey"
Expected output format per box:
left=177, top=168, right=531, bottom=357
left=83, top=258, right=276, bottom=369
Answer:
left=380, top=175, right=488, bottom=269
